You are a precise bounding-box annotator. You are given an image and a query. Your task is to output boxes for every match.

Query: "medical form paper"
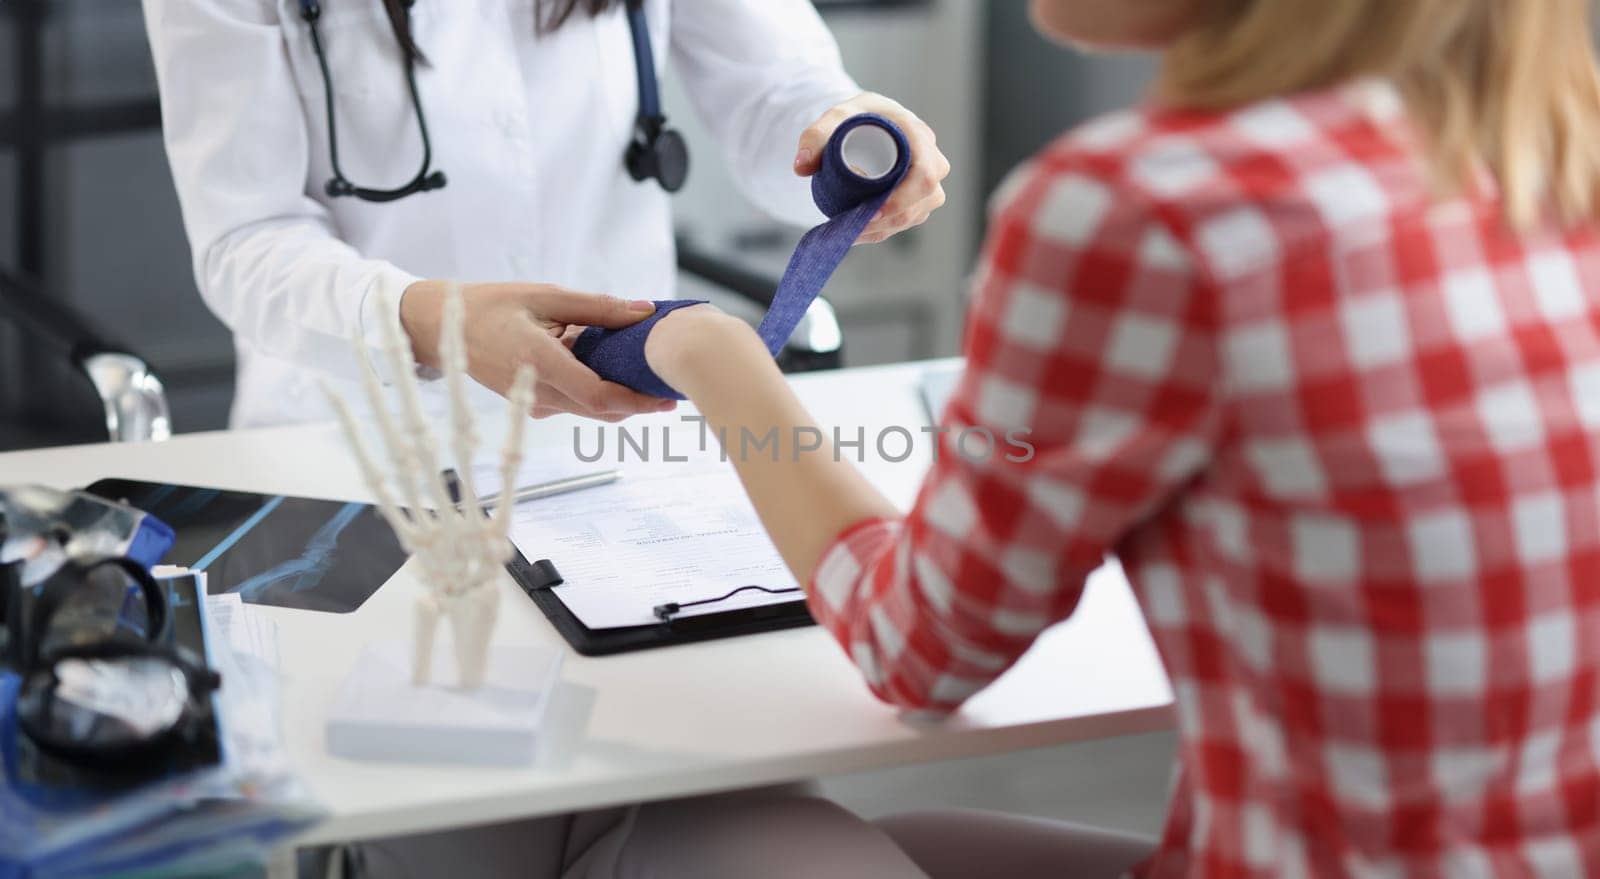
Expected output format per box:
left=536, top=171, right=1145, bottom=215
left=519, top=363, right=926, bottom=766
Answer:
left=506, top=460, right=801, bottom=629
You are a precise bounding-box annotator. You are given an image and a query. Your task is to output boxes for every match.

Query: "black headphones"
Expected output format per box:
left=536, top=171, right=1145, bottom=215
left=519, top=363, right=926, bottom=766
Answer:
left=299, top=0, right=688, bottom=202
left=8, top=558, right=221, bottom=767
left=622, top=0, right=689, bottom=193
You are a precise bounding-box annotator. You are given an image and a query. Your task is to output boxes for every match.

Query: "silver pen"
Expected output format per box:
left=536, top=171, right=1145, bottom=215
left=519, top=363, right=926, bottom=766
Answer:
left=445, top=469, right=622, bottom=507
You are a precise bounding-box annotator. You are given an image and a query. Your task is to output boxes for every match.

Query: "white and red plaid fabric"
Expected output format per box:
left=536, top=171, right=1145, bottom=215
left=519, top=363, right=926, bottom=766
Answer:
left=808, top=79, right=1600, bottom=876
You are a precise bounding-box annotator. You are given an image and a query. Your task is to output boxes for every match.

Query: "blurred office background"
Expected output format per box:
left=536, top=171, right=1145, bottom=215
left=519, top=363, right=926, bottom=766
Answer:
left=0, top=0, right=1175, bottom=839
left=0, top=0, right=1152, bottom=447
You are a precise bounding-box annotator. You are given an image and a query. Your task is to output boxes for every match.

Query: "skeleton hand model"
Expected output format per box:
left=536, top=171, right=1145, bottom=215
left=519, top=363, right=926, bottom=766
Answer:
left=323, top=286, right=535, bottom=690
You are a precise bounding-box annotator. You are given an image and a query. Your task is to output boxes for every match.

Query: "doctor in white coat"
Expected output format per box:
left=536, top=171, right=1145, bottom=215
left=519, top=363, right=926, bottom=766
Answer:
left=141, top=1, right=951, bottom=875
left=142, top=0, right=949, bottom=428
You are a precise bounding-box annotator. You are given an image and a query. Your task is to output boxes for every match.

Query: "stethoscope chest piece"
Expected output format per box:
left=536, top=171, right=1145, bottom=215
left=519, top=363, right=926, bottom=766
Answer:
left=621, top=0, right=689, bottom=193
left=627, top=125, right=689, bottom=194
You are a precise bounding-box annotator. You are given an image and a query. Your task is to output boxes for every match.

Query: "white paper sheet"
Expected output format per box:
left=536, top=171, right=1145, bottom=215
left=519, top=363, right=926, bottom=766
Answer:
left=507, top=460, right=801, bottom=629
left=200, top=586, right=292, bottom=781
left=205, top=592, right=279, bottom=671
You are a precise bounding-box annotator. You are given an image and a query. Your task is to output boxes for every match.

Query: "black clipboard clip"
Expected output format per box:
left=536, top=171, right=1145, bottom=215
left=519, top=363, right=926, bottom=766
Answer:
left=524, top=559, right=565, bottom=591
left=652, top=585, right=803, bottom=623
left=523, top=559, right=800, bottom=623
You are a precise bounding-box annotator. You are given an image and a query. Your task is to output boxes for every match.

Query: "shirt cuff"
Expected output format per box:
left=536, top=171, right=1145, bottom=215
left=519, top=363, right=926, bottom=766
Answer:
left=357, top=264, right=435, bottom=385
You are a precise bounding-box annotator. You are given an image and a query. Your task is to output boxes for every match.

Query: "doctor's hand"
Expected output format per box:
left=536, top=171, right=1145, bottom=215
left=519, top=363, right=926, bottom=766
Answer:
left=794, top=92, right=951, bottom=246
left=400, top=280, right=677, bottom=422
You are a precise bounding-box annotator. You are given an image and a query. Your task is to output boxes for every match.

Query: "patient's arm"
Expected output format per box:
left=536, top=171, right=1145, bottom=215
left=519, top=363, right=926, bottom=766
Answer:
left=645, top=306, right=898, bottom=584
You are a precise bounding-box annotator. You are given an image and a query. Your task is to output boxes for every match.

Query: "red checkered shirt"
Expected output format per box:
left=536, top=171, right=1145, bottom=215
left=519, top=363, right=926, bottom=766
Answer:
left=807, top=79, right=1600, bottom=876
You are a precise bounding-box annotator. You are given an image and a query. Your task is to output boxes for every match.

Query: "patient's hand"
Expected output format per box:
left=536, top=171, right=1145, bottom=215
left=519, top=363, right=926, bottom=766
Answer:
left=643, top=304, right=772, bottom=401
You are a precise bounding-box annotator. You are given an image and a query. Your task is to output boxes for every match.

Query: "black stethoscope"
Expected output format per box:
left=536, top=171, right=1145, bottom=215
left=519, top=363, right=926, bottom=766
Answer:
left=295, top=0, right=689, bottom=202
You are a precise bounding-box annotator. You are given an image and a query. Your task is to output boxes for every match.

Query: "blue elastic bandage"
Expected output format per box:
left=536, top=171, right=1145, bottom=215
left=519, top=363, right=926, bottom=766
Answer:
left=570, top=299, right=710, bottom=400
left=572, top=113, right=912, bottom=400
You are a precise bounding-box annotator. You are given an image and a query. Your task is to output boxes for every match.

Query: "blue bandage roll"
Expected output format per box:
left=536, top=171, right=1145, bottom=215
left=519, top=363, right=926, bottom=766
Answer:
left=573, top=113, right=912, bottom=400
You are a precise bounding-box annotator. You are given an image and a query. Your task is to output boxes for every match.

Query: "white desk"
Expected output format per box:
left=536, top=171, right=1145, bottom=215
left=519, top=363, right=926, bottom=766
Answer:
left=0, top=360, right=1174, bottom=853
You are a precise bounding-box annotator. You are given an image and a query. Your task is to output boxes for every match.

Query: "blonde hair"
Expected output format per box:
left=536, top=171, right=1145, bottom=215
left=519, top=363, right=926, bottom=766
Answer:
left=1157, top=0, right=1600, bottom=227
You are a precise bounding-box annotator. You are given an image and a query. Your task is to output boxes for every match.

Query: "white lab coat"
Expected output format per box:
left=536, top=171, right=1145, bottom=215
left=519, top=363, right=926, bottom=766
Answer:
left=142, top=0, right=859, bottom=428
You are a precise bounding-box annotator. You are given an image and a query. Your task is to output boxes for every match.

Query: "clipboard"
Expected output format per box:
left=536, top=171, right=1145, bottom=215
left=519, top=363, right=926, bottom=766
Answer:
left=503, top=549, right=815, bottom=657
left=439, top=466, right=813, bottom=655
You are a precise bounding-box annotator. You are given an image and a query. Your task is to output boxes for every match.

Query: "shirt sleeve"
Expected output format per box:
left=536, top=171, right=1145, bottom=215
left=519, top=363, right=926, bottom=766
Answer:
left=807, top=155, right=1224, bottom=712
left=142, top=0, right=422, bottom=385
left=668, top=0, right=861, bottom=228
